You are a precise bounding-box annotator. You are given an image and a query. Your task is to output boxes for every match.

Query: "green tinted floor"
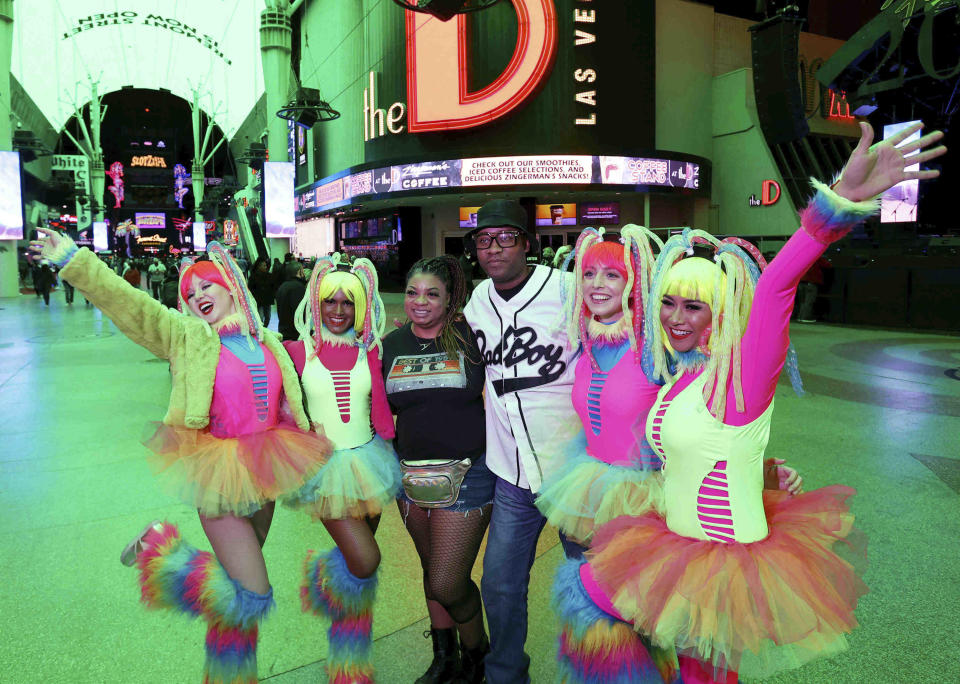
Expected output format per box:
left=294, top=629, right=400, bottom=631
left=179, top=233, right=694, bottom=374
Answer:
left=1, top=291, right=958, bottom=683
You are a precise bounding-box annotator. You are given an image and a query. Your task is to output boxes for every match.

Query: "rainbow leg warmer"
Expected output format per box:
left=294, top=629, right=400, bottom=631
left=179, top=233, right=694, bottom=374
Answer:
left=301, top=547, right=377, bottom=684
left=552, top=560, right=676, bottom=683
left=136, top=522, right=274, bottom=683
left=203, top=620, right=259, bottom=684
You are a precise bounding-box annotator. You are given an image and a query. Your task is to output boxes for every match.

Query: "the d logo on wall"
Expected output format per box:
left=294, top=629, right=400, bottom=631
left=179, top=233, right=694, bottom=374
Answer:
left=405, top=0, right=558, bottom=132
left=749, top=180, right=781, bottom=207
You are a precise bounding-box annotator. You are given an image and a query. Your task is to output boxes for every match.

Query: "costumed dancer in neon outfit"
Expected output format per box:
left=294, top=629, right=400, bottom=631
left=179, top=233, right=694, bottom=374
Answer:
left=539, top=228, right=802, bottom=683
left=534, top=226, right=667, bottom=551
left=282, top=254, right=401, bottom=684
left=29, top=231, right=333, bottom=684
left=553, top=121, right=946, bottom=684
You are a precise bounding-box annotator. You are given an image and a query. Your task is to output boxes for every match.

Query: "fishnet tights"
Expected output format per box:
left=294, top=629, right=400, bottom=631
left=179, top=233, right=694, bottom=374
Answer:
left=400, top=501, right=492, bottom=645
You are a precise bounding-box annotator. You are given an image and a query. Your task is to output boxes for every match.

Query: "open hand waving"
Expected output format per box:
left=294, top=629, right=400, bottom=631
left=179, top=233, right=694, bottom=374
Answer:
left=834, top=121, right=947, bottom=203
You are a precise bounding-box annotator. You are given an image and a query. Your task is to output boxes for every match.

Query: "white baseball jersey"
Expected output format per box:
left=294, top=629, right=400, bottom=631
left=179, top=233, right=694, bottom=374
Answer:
left=464, top=265, right=578, bottom=492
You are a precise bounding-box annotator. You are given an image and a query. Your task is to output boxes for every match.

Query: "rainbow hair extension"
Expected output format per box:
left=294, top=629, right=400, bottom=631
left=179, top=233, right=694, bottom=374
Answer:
left=136, top=523, right=274, bottom=628
left=644, top=229, right=806, bottom=418
left=349, top=258, right=386, bottom=355
left=295, top=255, right=338, bottom=357
left=294, top=255, right=387, bottom=358
left=177, top=242, right=265, bottom=348
left=644, top=229, right=750, bottom=418
left=566, top=226, right=661, bottom=371
left=552, top=560, right=673, bottom=683
left=301, top=547, right=377, bottom=684
left=176, top=256, right=196, bottom=315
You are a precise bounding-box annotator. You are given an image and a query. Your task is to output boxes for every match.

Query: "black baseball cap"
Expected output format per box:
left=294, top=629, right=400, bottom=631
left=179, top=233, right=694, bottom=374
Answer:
left=466, top=199, right=532, bottom=239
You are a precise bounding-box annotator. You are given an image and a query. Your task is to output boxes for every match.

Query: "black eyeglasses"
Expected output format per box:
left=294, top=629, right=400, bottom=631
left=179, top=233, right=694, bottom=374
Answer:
left=473, top=231, right=522, bottom=250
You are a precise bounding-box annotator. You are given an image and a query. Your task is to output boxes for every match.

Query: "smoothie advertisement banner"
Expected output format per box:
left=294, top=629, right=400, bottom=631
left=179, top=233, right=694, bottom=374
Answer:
left=296, top=153, right=704, bottom=217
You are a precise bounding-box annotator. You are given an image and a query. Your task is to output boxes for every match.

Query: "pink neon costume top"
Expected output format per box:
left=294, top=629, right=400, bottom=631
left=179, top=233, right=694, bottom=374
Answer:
left=572, top=348, right=661, bottom=468
left=207, top=341, right=282, bottom=438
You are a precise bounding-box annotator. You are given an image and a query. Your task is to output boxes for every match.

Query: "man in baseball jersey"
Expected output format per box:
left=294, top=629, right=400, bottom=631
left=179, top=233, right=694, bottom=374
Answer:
left=463, top=199, right=580, bottom=683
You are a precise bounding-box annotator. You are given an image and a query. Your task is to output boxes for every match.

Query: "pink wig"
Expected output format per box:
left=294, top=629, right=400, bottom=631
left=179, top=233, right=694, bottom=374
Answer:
left=579, top=241, right=631, bottom=319
left=179, top=260, right=231, bottom=301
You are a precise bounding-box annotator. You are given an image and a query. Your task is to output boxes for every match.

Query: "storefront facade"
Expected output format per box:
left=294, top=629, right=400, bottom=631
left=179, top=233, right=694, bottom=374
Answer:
left=292, top=0, right=710, bottom=276
left=291, top=0, right=859, bottom=273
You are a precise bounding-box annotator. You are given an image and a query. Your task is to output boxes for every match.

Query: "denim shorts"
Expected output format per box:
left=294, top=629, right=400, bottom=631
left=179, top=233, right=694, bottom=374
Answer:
left=398, top=452, right=496, bottom=513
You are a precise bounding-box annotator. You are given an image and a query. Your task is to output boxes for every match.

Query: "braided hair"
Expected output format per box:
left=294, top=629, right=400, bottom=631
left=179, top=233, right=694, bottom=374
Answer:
left=404, top=256, right=477, bottom=362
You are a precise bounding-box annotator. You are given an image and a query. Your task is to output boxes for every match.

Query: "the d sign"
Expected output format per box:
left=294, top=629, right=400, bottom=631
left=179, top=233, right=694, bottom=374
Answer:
left=405, top=0, right=558, bottom=133
left=762, top=180, right=781, bottom=206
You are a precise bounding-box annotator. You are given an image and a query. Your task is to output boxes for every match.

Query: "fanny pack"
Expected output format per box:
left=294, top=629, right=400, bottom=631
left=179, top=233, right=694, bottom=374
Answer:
left=400, top=458, right=472, bottom=509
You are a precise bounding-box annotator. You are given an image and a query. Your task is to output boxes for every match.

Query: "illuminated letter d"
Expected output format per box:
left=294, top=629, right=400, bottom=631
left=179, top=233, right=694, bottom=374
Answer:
left=405, top=0, right=558, bottom=133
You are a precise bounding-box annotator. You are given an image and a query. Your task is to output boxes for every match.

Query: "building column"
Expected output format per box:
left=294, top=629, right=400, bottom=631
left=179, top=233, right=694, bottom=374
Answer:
left=0, top=0, right=18, bottom=298
left=259, top=7, right=293, bottom=259
left=259, top=8, right=291, bottom=164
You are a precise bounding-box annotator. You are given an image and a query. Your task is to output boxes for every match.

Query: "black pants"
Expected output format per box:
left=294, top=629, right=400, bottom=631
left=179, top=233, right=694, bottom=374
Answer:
left=63, top=282, right=75, bottom=303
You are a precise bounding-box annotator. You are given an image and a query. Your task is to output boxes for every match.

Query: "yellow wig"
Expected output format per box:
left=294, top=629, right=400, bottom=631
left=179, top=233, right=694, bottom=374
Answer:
left=315, top=269, right=368, bottom=332
left=647, top=232, right=756, bottom=418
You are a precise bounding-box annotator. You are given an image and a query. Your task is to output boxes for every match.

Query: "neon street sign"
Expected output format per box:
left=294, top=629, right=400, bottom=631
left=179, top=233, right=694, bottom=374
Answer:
left=131, top=155, right=167, bottom=168
left=749, top=180, right=781, bottom=207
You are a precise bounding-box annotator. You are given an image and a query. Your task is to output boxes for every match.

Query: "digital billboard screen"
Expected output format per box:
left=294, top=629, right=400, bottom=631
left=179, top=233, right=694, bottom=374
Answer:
left=881, top=121, right=921, bottom=223
left=536, top=203, right=577, bottom=226
left=296, top=153, right=705, bottom=217
left=459, top=206, right=482, bottom=229
left=264, top=161, right=296, bottom=238
left=580, top=202, right=620, bottom=225
left=0, top=151, right=23, bottom=240
left=193, top=220, right=207, bottom=252
left=93, top=221, right=109, bottom=252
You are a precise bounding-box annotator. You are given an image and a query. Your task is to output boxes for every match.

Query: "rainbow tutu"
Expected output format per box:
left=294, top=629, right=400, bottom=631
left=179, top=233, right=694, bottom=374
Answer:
left=536, top=435, right=664, bottom=545
left=142, top=422, right=332, bottom=517
left=587, top=486, right=868, bottom=678
left=284, top=435, right=401, bottom=520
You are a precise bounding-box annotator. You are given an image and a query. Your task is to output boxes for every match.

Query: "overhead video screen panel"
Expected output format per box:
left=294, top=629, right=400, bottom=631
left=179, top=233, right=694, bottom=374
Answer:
left=881, top=121, right=921, bottom=223
left=12, top=2, right=263, bottom=138
left=264, top=162, right=296, bottom=238
left=0, top=152, right=23, bottom=240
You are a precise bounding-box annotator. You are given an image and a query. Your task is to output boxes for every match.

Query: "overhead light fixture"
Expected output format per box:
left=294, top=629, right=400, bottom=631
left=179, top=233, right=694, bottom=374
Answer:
left=391, top=0, right=502, bottom=21
left=276, top=87, right=340, bottom=129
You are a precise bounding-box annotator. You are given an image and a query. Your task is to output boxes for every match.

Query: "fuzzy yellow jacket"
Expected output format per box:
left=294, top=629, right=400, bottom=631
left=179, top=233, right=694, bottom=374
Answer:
left=61, top=248, right=311, bottom=431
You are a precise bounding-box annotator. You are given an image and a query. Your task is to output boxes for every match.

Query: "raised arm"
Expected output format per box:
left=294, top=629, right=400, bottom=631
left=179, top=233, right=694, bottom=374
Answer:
left=725, top=121, right=946, bottom=425
left=31, top=229, right=188, bottom=361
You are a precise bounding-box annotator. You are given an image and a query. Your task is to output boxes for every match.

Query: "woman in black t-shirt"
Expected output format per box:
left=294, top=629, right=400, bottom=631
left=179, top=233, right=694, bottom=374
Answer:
left=381, top=256, right=494, bottom=684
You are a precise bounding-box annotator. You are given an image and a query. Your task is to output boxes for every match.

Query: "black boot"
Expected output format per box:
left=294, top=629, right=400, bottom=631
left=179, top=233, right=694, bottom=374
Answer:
left=416, top=628, right=461, bottom=684
left=454, top=639, right=489, bottom=684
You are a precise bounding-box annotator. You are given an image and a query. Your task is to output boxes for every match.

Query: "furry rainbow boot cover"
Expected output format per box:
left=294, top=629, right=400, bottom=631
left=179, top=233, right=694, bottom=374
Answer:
left=552, top=560, right=677, bottom=683
left=136, top=522, right=275, bottom=684
left=301, top=547, right=377, bottom=684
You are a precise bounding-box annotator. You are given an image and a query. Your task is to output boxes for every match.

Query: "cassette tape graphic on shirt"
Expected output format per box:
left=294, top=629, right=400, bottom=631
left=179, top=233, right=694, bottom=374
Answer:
left=386, top=352, right=467, bottom=393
